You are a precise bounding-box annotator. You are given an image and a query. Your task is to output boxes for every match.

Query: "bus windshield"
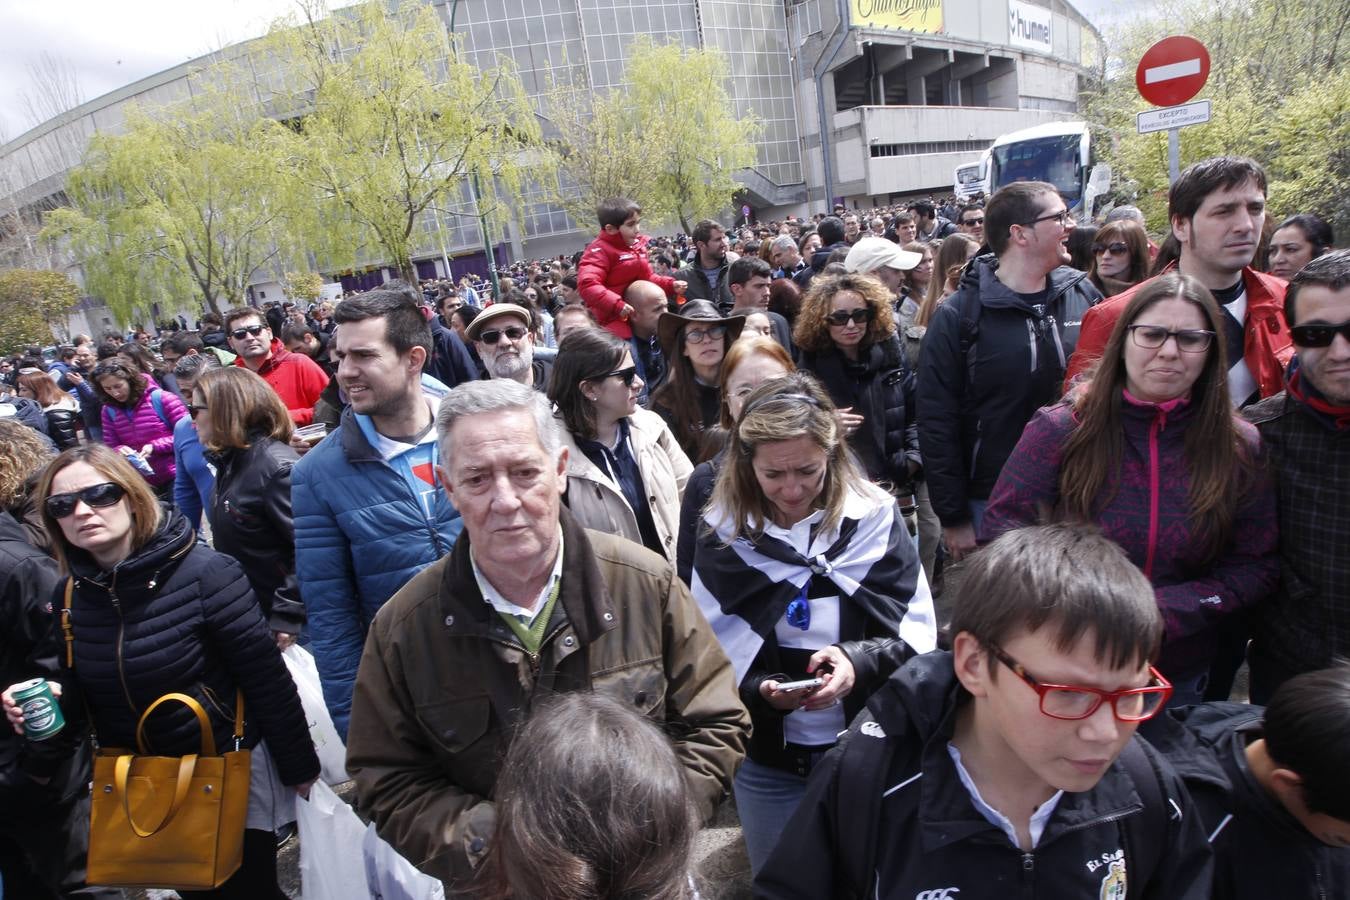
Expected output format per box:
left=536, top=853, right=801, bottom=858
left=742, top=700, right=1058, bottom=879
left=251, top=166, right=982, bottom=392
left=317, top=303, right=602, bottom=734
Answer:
left=990, top=135, right=1082, bottom=201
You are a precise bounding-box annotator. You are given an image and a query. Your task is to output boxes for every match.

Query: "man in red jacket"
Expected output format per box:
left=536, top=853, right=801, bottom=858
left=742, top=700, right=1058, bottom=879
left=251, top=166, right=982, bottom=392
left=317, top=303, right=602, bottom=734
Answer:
left=224, top=307, right=329, bottom=425
left=1066, top=157, right=1294, bottom=406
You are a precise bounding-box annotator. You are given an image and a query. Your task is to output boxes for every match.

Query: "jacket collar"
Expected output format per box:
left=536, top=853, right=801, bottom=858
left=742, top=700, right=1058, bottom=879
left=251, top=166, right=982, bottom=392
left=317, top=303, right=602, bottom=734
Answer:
left=68, top=505, right=195, bottom=591
left=964, top=254, right=1090, bottom=314
left=440, top=507, right=618, bottom=645
left=871, top=653, right=1150, bottom=852
left=597, top=230, right=647, bottom=254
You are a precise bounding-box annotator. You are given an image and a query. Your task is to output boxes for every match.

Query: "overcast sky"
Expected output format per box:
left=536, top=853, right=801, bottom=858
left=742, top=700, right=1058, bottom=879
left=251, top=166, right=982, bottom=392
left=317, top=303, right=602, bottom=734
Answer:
left=0, top=0, right=1139, bottom=142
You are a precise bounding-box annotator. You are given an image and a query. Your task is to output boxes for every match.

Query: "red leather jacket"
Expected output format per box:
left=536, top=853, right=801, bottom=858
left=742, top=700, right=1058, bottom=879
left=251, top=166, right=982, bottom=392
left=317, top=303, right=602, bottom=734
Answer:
left=1065, top=266, right=1294, bottom=398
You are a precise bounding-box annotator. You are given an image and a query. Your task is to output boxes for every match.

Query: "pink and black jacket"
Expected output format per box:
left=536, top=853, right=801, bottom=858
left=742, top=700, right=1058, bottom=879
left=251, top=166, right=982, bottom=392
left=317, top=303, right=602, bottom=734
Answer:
left=980, top=396, right=1278, bottom=681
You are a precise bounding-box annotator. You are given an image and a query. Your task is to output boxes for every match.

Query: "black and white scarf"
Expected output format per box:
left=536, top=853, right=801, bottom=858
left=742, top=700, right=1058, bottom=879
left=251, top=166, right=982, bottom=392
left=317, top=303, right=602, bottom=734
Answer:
left=690, top=486, right=937, bottom=683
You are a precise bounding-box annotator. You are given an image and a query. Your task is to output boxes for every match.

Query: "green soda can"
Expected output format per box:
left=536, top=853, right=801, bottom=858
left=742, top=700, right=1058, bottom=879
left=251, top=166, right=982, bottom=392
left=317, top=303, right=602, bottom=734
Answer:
left=12, top=678, right=64, bottom=741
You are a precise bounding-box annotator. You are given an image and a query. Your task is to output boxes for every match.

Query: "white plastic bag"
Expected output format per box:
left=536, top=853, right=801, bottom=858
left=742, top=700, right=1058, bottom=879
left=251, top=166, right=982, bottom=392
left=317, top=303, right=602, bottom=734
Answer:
left=282, top=643, right=349, bottom=785
left=296, top=780, right=370, bottom=900
left=364, top=823, right=446, bottom=900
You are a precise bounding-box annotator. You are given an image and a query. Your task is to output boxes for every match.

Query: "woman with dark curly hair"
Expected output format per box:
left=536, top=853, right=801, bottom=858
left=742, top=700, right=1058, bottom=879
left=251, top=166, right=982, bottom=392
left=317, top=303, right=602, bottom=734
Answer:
left=792, top=273, right=919, bottom=494
left=1267, top=213, right=1334, bottom=281
left=91, top=361, right=188, bottom=494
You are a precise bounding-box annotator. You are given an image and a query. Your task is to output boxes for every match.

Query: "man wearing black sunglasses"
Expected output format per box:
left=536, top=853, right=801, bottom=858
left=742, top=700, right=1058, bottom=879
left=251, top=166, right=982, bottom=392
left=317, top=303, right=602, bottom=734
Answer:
left=465, top=303, right=552, bottom=393
left=222, top=307, right=329, bottom=425
left=1244, top=250, right=1350, bottom=703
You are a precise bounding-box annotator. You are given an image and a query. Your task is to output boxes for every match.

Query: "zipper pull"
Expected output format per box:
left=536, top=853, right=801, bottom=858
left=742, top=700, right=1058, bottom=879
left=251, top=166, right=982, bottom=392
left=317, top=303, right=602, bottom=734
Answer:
left=1021, top=851, right=1035, bottom=882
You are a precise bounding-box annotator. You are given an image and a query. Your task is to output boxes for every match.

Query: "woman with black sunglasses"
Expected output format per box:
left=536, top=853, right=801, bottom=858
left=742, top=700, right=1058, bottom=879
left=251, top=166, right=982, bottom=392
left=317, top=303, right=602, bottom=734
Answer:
left=10, top=444, right=319, bottom=896
left=547, top=328, right=692, bottom=562
left=981, top=273, right=1277, bottom=708
left=793, top=273, right=920, bottom=498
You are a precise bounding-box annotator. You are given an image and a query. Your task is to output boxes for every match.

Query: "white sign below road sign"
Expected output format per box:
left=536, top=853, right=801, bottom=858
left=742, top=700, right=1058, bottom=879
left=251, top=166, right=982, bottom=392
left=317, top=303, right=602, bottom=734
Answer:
left=1137, top=99, right=1212, bottom=135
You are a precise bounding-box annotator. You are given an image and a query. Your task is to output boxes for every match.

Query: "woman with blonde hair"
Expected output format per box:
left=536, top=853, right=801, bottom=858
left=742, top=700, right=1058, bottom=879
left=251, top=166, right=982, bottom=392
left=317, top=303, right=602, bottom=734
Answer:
left=8, top=444, right=318, bottom=895
left=982, top=273, right=1278, bottom=706
left=193, top=367, right=305, bottom=645
left=915, top=232, right=979, bottom=329
left=691, top=373, right=935, bottom=873
left=675, top=336, right=795, bottom=583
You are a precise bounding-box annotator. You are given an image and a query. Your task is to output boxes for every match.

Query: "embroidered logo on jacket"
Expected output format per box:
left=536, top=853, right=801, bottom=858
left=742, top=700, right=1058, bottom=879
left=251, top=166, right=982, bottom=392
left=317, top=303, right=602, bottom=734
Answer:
left=915, top=889, right=960, bottom=900
left=1086, top=849, right=1127, bottom=900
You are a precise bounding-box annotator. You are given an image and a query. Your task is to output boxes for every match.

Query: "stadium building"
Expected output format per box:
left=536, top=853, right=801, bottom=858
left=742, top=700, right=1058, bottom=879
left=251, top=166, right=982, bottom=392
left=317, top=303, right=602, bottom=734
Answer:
left=0, top=0, right=1098, bottom=328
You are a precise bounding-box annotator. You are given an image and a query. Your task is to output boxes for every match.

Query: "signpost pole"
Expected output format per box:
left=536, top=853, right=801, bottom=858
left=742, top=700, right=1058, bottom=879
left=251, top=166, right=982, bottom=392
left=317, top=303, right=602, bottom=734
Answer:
left=1168, top=128, right=1181, bottom=183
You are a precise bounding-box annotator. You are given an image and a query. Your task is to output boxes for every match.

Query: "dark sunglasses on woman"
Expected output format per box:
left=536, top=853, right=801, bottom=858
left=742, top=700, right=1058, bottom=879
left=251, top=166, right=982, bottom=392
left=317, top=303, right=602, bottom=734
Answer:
left=1092, top=242, right=1129, bottom=256
left=45, top=482, right=127, bottom=519
left=597, top=366, right=639, bottom=387
left=826, top=308, right=874, bottom=326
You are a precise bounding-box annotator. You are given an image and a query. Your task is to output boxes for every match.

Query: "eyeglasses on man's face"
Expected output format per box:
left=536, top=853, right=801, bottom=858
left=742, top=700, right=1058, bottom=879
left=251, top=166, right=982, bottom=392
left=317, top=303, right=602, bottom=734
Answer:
left=1024, top=208, right=1073, bottom=229
left=988, top=644, right=1172, bottom=722
left=229, top=324, right=267, bottom=340
left=1290, top=320, right=1350, bottom=349
left=478, top=326, right=529, bottom=345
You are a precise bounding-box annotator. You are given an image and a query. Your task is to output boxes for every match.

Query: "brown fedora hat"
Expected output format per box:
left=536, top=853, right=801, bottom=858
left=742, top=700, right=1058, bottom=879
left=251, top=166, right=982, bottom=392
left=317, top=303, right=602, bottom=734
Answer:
left=656, top=300, right=745, bottom=359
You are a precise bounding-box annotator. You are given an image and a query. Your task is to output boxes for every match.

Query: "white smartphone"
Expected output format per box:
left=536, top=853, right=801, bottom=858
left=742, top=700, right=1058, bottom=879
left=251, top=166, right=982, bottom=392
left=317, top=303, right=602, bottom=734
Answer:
left=774, top=677, right=824, bottom=693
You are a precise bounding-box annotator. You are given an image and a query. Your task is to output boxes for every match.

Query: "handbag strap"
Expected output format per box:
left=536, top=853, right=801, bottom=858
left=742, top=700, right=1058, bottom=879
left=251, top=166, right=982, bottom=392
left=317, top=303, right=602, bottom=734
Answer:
left=231, top=690, right=244, bottom=750
left=113, top=752, right=199, bottom=838
left=136, top=693, right=216, bottom=757
left=61, top=578, right=75, bottom=668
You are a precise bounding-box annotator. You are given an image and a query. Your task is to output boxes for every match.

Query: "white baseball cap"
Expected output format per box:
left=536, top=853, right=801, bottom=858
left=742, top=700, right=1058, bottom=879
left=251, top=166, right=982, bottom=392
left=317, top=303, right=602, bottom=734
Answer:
left=844, top=237, right=922, bottom=274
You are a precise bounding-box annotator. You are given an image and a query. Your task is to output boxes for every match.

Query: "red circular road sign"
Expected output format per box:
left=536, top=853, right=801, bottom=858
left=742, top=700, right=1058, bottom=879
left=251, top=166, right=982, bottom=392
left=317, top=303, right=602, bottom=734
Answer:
left=1135, top=36, right=1211, bottom=107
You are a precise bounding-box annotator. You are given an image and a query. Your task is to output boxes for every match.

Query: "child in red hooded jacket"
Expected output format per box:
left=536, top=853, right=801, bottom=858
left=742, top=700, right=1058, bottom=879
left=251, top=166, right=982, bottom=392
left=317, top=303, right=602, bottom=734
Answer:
left=576, top=198, right=685, bottom=339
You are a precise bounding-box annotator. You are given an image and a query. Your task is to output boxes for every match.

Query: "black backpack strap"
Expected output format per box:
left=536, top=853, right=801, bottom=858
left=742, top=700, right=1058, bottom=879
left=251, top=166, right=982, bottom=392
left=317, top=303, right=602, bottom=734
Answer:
left=834, top=711, right=895, bottom=897
left=1117, top=737, right=1169, bottom=887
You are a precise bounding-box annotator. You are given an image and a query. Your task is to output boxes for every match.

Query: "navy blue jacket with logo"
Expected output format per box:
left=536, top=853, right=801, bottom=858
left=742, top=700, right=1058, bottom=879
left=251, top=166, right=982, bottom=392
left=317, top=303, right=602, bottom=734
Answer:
left=753, top=652, right=1213, bottom=900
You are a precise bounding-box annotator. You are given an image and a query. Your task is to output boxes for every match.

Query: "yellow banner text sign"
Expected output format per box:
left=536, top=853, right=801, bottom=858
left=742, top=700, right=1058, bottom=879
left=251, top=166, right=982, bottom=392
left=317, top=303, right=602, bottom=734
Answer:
left=849, top=0, right=944, bottom=33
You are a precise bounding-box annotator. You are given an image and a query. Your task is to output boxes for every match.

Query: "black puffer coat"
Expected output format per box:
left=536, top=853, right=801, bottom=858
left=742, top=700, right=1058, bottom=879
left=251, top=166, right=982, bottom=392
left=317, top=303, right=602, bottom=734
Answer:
left=56, top=507, right=318, bottom=787
left=206, top=436, right=305, bottom=635
left=799, top=333, right=918, bottom=489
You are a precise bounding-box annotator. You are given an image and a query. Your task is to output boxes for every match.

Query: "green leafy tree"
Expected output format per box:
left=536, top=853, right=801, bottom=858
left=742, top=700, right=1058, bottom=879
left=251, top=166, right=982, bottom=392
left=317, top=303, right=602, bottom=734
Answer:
left=542, top=70, right=662, bottom=227
left=261, top=0, right=544, bottom=285
left=1081, top=0, right=1349, bottom=231
left=43, top=74, right=313, bottom=324
left=624, top=36, right=759, bottom=233
left=283, top=271, right=325, bottom=305
left=0, top=269, right=80, bottom=353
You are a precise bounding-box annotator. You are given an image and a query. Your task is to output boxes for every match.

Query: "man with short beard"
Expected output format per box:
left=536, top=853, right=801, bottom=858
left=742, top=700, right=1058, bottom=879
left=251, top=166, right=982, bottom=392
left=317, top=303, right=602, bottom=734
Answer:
left=466, top=303, right=552, bottom=392
left=292, top=289, right=463, bottom=737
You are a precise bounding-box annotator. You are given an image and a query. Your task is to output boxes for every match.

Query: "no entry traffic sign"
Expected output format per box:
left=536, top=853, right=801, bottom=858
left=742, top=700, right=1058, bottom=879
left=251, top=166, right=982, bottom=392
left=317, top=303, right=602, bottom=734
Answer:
left=1136, top=36, right=1211, bottom=107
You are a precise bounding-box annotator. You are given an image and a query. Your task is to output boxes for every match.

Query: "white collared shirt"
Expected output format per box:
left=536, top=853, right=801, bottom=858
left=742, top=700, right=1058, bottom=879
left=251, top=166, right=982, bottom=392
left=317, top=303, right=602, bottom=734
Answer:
left=947, top=742, right=1064, bottom=849
left=469, top=528, right=564, bottom=624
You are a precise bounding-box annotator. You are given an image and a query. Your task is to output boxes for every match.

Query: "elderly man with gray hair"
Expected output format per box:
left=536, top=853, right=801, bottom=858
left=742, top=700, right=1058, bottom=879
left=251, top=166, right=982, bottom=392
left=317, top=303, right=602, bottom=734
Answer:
left=345, top=379, right=749, bottom=892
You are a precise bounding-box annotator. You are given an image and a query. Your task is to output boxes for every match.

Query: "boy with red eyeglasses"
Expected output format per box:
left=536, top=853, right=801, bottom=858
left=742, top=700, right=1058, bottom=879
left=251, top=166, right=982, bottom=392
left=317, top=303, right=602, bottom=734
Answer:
left=755, top=524, right=1212, bottom=899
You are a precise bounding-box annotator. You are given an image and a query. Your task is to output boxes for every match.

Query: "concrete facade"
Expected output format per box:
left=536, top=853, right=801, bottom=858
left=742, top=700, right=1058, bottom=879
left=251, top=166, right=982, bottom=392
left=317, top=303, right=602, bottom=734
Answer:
left=0, top=0, right=1097, bottom=323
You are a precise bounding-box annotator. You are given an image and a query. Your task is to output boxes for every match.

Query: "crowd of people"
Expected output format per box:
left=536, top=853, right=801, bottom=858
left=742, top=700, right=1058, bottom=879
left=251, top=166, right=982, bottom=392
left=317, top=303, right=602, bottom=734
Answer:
left=0, top=154, right=1347, bottom=900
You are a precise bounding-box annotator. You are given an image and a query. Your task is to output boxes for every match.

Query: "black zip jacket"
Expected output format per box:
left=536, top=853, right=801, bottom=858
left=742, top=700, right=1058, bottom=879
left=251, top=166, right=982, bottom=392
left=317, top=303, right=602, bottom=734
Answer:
left=917, top=255, right=1101, bottom=526
left=1146, top=703, right=1349, bottom=900
left=755, top=652, right=1212, bottom=900
left=799, top=332, right=918, bottom=488
left=206, top=436, right=305, bottom=635
left=0, top=511, right=91, bottom=798
left=53, top=508, right=319, bottom=787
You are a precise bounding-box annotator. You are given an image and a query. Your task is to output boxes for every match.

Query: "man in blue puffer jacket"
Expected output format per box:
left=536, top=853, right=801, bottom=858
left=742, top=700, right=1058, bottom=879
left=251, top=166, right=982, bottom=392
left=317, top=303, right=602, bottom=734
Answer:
left=293, top=290, right=463, bottom=738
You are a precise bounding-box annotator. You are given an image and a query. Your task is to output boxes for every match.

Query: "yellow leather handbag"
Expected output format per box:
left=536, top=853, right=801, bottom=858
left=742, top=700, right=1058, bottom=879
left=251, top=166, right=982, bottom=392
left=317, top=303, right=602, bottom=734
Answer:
left=86, top=691, right=251, bottom=889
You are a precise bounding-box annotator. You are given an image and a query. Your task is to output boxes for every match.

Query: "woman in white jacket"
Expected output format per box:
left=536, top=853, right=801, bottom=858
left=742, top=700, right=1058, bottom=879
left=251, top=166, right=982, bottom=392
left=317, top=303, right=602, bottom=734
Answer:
left=548, top=328, right=692, bottom=561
